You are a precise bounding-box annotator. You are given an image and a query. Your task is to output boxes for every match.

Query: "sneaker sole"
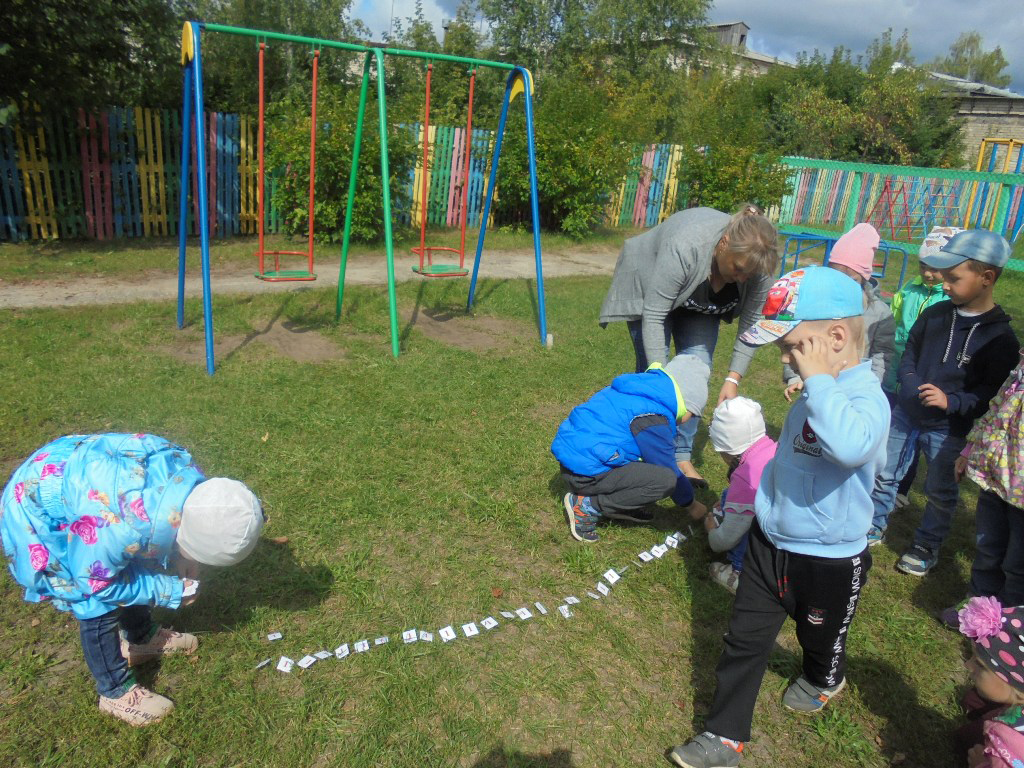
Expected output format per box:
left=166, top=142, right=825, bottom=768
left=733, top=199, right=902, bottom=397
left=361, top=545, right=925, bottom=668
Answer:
left=783, top=677, right=847, bottom=714
left=896, top=561, right=931, bottom=577
left=867, top=538, right=884, bottom=548
left=563, top=495, right=593, bottom=543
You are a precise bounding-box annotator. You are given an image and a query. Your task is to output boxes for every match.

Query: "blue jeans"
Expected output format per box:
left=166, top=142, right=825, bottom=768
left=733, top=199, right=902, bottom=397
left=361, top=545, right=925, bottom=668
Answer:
left=971, top=490, right=1024, bottom=605
left=79, top=605, right=154, bottom=697
left=870, top=404, right=965, bottom=551
left=627, top=310, right=720, bottom=462
left=728, top=533, right=749, bottom=573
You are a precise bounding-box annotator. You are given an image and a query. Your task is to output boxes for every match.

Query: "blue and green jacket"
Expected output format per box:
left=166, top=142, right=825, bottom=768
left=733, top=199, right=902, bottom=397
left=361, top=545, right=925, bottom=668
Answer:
left=550, top=368, right=694, bottom=507
left=0, top=433, right=204, bottom=619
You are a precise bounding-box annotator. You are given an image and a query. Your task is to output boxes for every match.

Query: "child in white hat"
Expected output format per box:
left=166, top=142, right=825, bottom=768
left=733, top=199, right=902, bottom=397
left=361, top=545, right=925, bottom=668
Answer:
left=0, top=433, right=265, bottom=727
left=694, top=397, right=777, bottom=594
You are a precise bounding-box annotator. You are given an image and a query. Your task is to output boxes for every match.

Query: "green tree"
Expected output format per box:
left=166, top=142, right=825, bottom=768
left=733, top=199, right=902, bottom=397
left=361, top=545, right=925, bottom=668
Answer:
left=929, top=31, right=1011, bottom=87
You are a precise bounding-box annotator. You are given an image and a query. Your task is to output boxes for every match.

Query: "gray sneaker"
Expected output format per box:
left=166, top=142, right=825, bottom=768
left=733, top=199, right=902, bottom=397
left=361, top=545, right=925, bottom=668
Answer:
left=669, top=732, right=744, bottom=768
left=782, top=675, right=846, bottom=713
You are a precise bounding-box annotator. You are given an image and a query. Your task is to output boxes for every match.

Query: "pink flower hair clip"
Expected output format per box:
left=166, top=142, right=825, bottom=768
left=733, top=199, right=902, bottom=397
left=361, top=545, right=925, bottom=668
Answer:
left=959, top=596, right=1005, bottom=640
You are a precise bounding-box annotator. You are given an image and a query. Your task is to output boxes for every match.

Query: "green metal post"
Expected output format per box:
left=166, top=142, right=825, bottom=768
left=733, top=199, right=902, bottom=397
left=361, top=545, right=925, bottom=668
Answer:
left=336, top=54, right=373, bottom=321
left=372, top=49, right=400, bottom=358
left=844, top=171, right=863, bottom=231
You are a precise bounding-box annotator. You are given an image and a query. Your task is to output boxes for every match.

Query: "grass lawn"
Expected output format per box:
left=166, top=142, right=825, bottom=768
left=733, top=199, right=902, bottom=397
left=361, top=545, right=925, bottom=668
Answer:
left=0, top=248, right=1022, bottom=767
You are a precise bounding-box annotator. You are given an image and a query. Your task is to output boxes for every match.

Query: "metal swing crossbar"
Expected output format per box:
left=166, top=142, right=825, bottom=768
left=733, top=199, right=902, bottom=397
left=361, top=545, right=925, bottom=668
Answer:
left=411, top=63, right=475, bottom=278
left=255, top=41, right=318, bottom=281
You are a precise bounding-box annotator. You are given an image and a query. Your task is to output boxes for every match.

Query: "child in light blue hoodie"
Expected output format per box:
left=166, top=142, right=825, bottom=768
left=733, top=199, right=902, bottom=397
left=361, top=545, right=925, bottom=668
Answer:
left=670, top=266, right=890, bottom=768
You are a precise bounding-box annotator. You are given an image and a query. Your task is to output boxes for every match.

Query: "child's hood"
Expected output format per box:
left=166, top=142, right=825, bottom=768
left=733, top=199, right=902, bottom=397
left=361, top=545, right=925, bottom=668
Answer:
left=609, top=370, right=681, bottom=419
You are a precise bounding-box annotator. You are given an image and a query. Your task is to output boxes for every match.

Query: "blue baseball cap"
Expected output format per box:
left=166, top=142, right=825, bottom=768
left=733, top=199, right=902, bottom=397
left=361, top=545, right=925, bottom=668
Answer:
left=739, top=266, right=864, bottom=347
left=921, top=229, right=1011, bottom=270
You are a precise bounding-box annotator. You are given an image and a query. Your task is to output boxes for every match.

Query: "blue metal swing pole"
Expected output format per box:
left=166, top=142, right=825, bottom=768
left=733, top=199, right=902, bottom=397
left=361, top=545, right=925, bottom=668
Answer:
left=191, top=24, right=216, bottom=375
left=467, top=67, right=547, bottom=346
left=177, top=50, right=194, bottom=330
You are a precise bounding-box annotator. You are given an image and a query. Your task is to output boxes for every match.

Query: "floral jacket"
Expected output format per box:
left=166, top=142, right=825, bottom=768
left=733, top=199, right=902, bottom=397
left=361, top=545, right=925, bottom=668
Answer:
left=0, top=434, right=203, bottom=619
left=967, top=350, right=1024, bottom=510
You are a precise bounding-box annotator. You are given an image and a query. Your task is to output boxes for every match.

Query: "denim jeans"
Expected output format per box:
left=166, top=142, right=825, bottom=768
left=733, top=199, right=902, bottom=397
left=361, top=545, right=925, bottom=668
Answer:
left=79, top=605, right=154, bottom=697
left=870, top=404, right=965, bottom=551
left=970, top=490, right=1024, bottom=605
left=627, top=310, right=721, bottom=462
left=728, top=533, right=749, bottom=573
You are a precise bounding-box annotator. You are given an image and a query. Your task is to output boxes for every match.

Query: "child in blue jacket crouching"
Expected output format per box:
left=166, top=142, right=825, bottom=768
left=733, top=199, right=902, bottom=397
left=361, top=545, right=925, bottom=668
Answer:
left=551, top=354, right=709, bottom=542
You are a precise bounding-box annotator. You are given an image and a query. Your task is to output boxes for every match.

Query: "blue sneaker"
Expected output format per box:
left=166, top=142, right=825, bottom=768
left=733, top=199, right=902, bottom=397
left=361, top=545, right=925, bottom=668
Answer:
left=670, top=732, right=744, bottom=767
left=563, top=493, right=600, bottom=542
left=897, top=542, right=938, bottom=576
left=782, top=675, right=847, bottom=713
left=866, top=526, right=884, bottom=547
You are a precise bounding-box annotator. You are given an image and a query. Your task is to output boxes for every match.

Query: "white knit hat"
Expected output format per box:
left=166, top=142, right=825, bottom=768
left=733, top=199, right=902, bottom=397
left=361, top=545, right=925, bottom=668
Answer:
left=708, top=396, right=766, bottom=456
left=178, top=479, right=264, bottom=566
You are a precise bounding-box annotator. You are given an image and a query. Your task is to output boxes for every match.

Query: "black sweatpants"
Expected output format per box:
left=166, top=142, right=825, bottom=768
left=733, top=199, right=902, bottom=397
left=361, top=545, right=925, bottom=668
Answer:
left=560, top=462, right=677, bottom=516
left=704, top=521, right=871, bottom=742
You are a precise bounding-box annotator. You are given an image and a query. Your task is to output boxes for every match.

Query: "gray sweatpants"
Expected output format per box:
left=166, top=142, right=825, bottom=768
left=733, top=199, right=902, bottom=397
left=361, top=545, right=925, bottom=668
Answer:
left=560, top=462, right=676, bottom=516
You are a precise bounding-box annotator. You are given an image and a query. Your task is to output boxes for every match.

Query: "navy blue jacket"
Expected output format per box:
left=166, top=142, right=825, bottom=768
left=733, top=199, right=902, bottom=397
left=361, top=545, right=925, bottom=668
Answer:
left=550, top=369, right=694, bottom=507
left=897, top=302, right=1018, bottom=437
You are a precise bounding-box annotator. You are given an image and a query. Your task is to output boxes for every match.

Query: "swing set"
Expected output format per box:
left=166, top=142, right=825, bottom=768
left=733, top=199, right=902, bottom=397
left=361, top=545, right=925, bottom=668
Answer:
left=177, top=22, right=548, bottom=374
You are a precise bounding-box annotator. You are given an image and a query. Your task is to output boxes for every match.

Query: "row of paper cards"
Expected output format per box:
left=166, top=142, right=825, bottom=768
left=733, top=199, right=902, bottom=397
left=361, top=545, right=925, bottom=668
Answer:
left=259, top=530, right=688, bottom=673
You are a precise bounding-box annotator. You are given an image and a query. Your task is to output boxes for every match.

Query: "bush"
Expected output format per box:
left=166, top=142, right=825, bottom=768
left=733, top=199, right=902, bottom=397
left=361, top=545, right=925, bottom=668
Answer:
left=676, top=145, right=792, bottom=212
left=265, top=84, right=417, bottom=243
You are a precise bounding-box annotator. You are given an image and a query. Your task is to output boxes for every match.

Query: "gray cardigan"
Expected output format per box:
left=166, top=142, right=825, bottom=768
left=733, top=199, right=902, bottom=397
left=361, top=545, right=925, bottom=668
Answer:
left=599, top=207, right=772, bottom=374
left=782, top=279, right=897, bottom=384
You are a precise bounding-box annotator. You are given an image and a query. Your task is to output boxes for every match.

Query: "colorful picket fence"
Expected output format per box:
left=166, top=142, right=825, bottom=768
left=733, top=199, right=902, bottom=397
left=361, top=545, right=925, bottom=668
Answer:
left=607, top=143, right=686, bottom=228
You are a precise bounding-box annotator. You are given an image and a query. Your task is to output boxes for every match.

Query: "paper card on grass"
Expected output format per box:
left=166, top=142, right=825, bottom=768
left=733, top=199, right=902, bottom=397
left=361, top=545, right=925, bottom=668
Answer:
left=665, top=534, right=680, bottom=549
left=374, top=636, right=389, bottom=646
left=354, top=639, right=370, bottom=653
left=255, top=658, right=272, bottom=670
left=558, top=604, right=573, bottom=619
left=603, top=568, right=620, bottom=585
left=564, top=596, right=580, bottom=605
left=267, top=632, right=283, bottom=642
left=440, top=626, right=457, bottom=643
left=596, top=581, right=610, bottom=596
left=298, top=655, right=317, bottom=669
left=587, top=591, right=602, bottom=600
left=515, top=607, right=533, bottom=620
left=462, top=622, right=480, bottom=637
left=277, top=656, right=294, bottom=673
left=335, top=643, right=350, bottom=659
left=500, top=611, right=516, bottom=619
left=674, top=530, right=687, bottom=542
left=534, top=602, right=548, bottom=615
left=314, top=650, right=332, bottom=660
left=481, top=617, right=499, bottom=630
left=419, top=630, right=434, bottom=642
left=652, top=544, right=668, bottom=558
left=402, top=629, right=418, bottom=644
left=182, top=580, right=199, bottom=598
left=638, top=551, right=654, bottom=562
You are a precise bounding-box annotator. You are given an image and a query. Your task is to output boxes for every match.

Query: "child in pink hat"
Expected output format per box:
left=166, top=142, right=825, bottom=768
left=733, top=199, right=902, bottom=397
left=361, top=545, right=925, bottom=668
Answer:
left=782, top=223, right=896, bottom=403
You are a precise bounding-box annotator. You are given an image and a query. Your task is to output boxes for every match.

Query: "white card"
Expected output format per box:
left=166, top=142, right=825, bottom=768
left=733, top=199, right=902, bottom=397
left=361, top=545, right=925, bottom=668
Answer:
left=603, top=568, right=620, bottom=585
left=534, top=602, right=548, bottom=615
left=665, top=534, right=679, bottom=549
left=587, top=591, right=601, bottom=600
left=558, top=604, right=573, bottom=619
left=652, top=544, right=668, bottom=558
left=500, top=611, right=516, bottom=619
left=314, top=650, right=332, bottom=660
left=419, top=630, right=434, bottom=642
left=596, top=581, right=610, bottom=596
left=674, top=530, right=687, bottom=541
left=481, top=616, right=499, bottom=630
left=297, top=655, right=317, bottom=669
left=515, top=607, right=533, bottom=620
left=402, top=629, right=418, bottom=644
left=182, top=580, right=199, bottom=598
left=462, top=622, right=480, bottom=637
left=440, top=626, right=457, bottom=642
left=354, top=640, right=370, bottom=653
left=638, top=551, right=654, bottom=562
left=564, top=596, right=580, bottom=605
left=374, top=636, right=389, bottom=646
left=255, top=658, right=272, bottom=670
left=276, top=656, right=294, bottom=673
left=267, top=632, right=283, bottom=642
left=335, top=643, right=350, bottom=659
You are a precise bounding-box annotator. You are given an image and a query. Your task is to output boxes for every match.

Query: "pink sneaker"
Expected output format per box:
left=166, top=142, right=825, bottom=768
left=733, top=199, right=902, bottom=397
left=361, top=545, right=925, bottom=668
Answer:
left=98, top=685, right=174, bottom=726
left=121, top=627, right=198, bottom=666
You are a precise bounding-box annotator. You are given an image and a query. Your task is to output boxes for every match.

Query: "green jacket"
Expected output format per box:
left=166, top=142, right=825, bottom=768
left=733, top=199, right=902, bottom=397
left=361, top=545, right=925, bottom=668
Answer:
left=885, top=277, right=948, bottom=392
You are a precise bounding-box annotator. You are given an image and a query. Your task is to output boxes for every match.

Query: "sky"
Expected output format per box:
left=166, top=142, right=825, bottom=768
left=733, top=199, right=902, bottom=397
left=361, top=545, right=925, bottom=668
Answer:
left=350, top=0, right=1024, bottom=93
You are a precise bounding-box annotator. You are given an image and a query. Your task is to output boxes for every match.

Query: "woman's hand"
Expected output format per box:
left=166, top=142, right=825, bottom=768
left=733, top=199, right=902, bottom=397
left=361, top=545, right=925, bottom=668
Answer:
left=717, top=372, right=742, bottom=405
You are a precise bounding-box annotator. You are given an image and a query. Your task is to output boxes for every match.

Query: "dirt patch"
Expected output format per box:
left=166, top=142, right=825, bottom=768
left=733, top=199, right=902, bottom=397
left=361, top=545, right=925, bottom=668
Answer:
left=402, top=307, right=534, bottom=353
left=158, top=316, right=347, bottom=365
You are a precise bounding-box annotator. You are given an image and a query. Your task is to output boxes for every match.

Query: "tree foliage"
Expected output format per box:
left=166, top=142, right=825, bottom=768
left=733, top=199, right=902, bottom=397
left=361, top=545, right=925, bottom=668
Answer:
left=929, top=31, right=1012, bottom=88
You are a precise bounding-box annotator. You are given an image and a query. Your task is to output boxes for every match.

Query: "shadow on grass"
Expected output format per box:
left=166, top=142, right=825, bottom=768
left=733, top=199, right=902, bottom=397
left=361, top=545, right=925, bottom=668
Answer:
left=470, top=746, right=575, bottom=767
left=170, top=537, right=334, bottom=632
